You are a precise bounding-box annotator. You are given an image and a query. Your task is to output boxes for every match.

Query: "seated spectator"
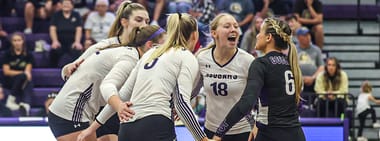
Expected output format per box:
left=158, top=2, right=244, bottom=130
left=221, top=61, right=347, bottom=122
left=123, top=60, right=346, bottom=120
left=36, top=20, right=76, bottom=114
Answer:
left=24, top=0, right=61, bottom=34
left=285, top=14, right=302, bottom=45
left=137, top=0, right=165, bottom=25
left=296, top=27, right=324, bottom=93
left=84, top=0, right=116, bottom=50
left=294, top=0, right=324, bottom=49
left=0, top=84, right=13, bottom=117
left=167, top=0, right=192, bottom=13
left=314, top=57, right=348, bottom=117
left=1, top=32, right=34, bottom=116
left=73, top=0, right=91, bottom=18
left=216, top=0, right=254, bottom=32
left=240, top=16, right=263, bottom=57
left=49, top=0, right=83, bottom=68
left=253, top=0, right=293, bottom=19
left=356, top=81, right=380, bottom=141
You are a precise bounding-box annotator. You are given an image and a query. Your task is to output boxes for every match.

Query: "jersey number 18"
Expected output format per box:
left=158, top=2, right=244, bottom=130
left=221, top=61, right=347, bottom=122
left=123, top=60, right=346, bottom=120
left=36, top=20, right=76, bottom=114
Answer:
left=210, top=82, right=228, bottom=96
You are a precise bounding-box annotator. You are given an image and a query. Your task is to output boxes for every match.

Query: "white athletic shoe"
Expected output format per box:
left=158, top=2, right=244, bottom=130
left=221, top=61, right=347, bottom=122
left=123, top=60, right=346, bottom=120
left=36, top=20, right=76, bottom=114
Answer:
left=373, top=122, right=380, bottom=128
left=19, top=102, right=30, bottom=116
left=24, top=28, right=32, bottom=34
left=6, top=95, right=20, bottom=110
left=357, top=136, right=368, bottom=141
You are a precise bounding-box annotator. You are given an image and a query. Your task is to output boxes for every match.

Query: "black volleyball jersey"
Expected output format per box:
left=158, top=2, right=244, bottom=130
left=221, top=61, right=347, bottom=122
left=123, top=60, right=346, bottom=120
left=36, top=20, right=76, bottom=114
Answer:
left=215, top=51, right=301, bottom=137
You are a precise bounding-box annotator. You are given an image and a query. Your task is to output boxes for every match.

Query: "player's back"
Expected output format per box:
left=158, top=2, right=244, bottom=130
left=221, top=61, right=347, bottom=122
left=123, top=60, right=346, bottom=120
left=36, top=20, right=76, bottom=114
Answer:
left=127, top=47, right=198, bottom=122
left=256, top=51, right=300, bottom=127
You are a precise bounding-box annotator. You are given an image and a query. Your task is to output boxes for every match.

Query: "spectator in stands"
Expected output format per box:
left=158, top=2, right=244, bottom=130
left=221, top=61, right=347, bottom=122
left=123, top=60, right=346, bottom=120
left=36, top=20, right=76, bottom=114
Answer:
left=285, top=14, right=302, bottom=45
left=73, top=0, right=91, bottom=18
left=167, top=0, right=192, bottom=13
left=191, top=0, right=217, bottom=47
left=109, top=0, right=123, bottom=13
left=0, top=84, right=13, bottom=117
left=296, top=27, right=324, bottom=93
left=253, top=0, right=292, bottom=19
left=49, top=0, right=83, bottom=68
left=216, top=0, right=255, bottom=32
left=84, top=0, right=116, bottom=50
left=314, top=57, right=348, bottom=117
left=294, top=0, right=324, bottom=49
left=0, top=20, right=10, bottom=51
left=1, top=32, right=34, bottom=116
left=240, top=16, right=263, bottom=57
left=24, top=0, right=61, bottom=34
left=137, top=0, right=165, bottom=25
left=356, top=81, right=380, bottom=141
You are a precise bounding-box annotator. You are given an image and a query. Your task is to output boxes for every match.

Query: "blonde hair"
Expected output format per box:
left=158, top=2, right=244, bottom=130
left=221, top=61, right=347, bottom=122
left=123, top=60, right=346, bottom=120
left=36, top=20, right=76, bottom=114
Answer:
left=100, top=25, right=165, bottom=50
left=108, top=1, right=146, bottom=38
left=146, top=13, right=197, bottom=63
left=362, top=81, right=372, bottom=93
left=197, top=13, right=235, bottom=54
left=263, top=17, right=303, bottom=104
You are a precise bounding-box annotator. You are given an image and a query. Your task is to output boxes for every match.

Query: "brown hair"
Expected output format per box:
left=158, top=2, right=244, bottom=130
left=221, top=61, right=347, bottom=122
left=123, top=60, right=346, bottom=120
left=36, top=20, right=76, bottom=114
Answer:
left=323, top=57, right=342, bottom=91
left=100, top=25, right=165, bottom=50
left=10, top=32, right=27, bottom=56
left=108, top=1, right=146, bottom=38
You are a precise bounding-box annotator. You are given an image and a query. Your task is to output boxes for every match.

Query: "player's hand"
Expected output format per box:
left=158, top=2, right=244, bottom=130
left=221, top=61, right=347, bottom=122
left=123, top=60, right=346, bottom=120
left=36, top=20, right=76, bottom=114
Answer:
left=212, top=136, right=222, bottom=141
left=76, top=128, right=93, bottom=141
left=51, top=41, right=61, bottom=49
left=64, top=59, right=84, bottom=79
left=118, top=101, right=135, bottom=123
left=306, top=0, right=313, bottom=7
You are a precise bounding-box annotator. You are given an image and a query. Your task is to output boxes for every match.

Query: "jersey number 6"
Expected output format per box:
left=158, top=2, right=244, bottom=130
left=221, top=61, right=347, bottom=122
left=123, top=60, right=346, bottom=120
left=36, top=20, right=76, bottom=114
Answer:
left=284, top=70, right=295, bottom=95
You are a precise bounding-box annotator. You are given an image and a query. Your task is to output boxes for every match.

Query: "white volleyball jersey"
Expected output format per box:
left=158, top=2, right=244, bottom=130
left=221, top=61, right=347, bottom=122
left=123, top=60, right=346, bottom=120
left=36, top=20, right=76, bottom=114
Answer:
left=197, top=47, right=255, bottom=135
left=61, top=37, right=120, bottom=80
left=97, top=47, right=207, bottom=141
left=49, top=46, right=139, bottom=124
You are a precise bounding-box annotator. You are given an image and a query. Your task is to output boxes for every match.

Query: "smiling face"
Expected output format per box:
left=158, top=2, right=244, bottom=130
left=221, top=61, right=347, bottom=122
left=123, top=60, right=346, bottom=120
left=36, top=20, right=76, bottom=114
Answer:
left=211, top=15, right=239, bottom=49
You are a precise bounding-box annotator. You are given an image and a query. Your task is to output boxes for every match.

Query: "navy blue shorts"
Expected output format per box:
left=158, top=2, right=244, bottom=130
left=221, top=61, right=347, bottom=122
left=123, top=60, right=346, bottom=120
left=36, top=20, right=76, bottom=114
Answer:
left=204, top=127, right=251, bottom=141
left=48, top=111, right=90, bottom=138
left=118, top=115, right=175, bottom=141
left=96, top=113, right=120, bottom=137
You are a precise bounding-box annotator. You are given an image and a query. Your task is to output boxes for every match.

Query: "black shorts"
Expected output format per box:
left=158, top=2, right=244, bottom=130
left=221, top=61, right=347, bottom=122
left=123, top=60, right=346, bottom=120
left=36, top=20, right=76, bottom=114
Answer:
left=96, top=113, right=120, bottom=137
left=118, top=115, right=175, bottom=141
left=255, top=123, right=305, bottom=141
left=204, top=127, right=251, bottom=141
left=48, top=111, right=90, bottom=138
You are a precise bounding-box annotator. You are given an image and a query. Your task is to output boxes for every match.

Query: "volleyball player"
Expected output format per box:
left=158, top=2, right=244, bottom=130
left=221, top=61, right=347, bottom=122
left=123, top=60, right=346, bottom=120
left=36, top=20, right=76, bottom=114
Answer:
left=195, top=13, right=255, bottom=141
left=48, top=25, right=166, bottom=141
left=213, top=17, right=306, bottom=141
left=58, top=2, right=148, bottom=140
left=61, top=1, right=149, bottom=80
left=94, top=13, right=211, bottom=141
